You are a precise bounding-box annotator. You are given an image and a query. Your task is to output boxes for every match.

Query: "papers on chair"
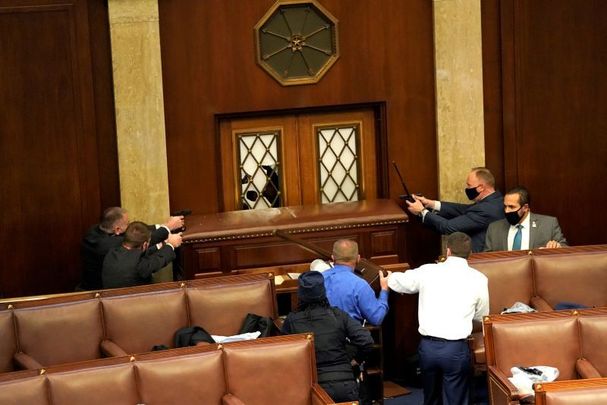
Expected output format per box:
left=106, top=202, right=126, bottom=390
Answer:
left=211, top=331, right=261, bottom=344
left=287, top=272, right=301, bottom=280
left=508, top=366, right=559, bottom=397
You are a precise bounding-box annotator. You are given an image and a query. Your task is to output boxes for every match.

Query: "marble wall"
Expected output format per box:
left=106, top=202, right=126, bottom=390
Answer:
left=108, top=0, right=170, bottom=225
left=433, top=0, right=485, bottom=203
left=108, top=0, right=172, bottom=280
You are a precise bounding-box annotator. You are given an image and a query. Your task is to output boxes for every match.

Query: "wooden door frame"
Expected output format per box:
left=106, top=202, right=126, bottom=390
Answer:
left=214, top=102, right=389, bottom=212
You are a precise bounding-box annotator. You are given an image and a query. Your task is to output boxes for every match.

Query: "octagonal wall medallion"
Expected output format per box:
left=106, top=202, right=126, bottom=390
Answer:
left=254, top=0, right=339, bottom=86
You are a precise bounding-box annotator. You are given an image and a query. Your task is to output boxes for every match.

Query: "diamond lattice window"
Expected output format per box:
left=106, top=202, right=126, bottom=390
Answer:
left=317, top=125, right=360, bottom=203
left=237, top=131, right=281, bottom=209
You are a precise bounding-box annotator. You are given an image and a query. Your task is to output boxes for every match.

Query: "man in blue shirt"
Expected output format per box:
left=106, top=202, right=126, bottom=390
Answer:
left=322, top=239, right=390, bottom=326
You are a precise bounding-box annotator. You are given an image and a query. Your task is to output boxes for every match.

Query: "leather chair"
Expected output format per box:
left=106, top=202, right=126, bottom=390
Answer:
left=0, top=370, right=48, bottom=405
left=484, top=313, right=580, bottom=404
left=577, top=315, right=607, bottom=378
left=534, top=378, right=607, bottom=405
left=137, top=349, right=226, bottom=404
left=100, top=288, right=188, bottom=356
left=533, top=250, right=607, bottom=309
left=187, top=275, right=276, bottom=336
left=13, top=299, right=103, bottom=369
left=0, top=309, right=17, bottom=373
left=47, top=361, right=138, bottom=405
left=0, top=334, right=349, bottom=405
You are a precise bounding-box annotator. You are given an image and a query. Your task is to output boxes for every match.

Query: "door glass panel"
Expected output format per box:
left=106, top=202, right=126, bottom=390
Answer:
left=237, top=131, right=281, bottom=209
left=317, top=125, right=360, bottom=203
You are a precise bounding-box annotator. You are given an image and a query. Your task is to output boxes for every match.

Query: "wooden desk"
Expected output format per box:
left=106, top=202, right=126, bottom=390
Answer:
left=180, top=199, right=408, bottom=280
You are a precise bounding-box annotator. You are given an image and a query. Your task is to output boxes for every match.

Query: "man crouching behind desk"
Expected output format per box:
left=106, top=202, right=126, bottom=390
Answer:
left=387, top=232, right=489, bottom=405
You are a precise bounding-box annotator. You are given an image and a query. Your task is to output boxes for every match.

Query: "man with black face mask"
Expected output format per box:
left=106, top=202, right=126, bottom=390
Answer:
left=484, top=186, right=567, bottom=251
left=406, top=167, right=504, bottom=252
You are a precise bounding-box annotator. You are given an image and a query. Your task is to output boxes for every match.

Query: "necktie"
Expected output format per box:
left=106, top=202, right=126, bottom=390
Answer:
left=512, top=224, right=523, bottom=250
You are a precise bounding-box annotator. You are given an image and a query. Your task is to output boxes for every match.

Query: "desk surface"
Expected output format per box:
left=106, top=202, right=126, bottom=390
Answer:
left=183, top=199, right=408, bottom=243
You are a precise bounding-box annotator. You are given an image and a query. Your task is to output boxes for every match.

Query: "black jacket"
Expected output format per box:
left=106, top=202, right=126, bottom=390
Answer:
left=102, top=244, right=176, bottom=289
left=282, top=306, right=374, bottom=381
left=80, top=224, right=169, bottom=290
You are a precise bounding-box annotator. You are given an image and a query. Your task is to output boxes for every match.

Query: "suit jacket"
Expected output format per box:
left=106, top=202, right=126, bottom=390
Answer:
left=80, top=224, right=169, bottom=290
left=422, top=191, right=505, bottom=253
left=483, top=213, right=568, bottom=252
left=102, top=244, right=176, bottom=289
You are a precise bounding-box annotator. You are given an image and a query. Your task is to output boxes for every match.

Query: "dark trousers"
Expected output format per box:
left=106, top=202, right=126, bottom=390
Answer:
left=320, top=379, right=359, bottom=403
left=418, top=337, right=471, bottom=405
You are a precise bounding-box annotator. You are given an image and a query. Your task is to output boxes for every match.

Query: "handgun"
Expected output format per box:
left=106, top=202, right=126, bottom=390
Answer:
left=170, top=209, right=192, bottom=233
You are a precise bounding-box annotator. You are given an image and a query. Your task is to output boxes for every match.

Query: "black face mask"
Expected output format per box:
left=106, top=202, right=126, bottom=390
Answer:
left=505, top=208, right=522, bottom=226
left=465, top=186, right=480, bottom=201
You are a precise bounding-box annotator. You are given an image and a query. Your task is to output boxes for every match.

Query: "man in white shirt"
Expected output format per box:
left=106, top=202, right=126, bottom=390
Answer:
left=387, top=232, right=489, bottom=405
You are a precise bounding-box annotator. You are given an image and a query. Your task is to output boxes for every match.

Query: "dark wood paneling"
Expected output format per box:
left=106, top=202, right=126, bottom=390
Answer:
left=483, top=0, right=607, bottom=246
left=0, top=0, right=118, bottom=297
left=481, top=0, right=505, bottom=191
left=158, top=0, right=438, bottom=214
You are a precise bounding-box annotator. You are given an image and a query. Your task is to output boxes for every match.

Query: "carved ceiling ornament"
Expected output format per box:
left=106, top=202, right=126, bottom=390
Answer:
left=254, top=0, right=339, bottom=86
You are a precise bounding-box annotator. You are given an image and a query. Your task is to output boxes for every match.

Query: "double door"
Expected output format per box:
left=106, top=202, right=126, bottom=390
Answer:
left=219, top=109, right=378, bottom=211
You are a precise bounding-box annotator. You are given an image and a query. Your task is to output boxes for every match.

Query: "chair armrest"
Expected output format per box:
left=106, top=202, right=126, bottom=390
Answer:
left=530, top=296, right=553, bottom=312
left=488, top=365, right=524, bottom=403
left=13, top=352, right=43, bottom=370
left=100, top=339, right=128, bottom=357
left=576, top=358, right=602, bottom=378
left=311, top=383, right=343, bottom=405
left=273, top=318, right=285, bottom=335
left=222, top=393, right=246, bottom=405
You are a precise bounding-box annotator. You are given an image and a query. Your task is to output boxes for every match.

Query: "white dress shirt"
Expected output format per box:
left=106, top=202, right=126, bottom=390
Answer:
left=387, top=256, right=489, bottom=340
left=507, top=212, right=531, bottom=250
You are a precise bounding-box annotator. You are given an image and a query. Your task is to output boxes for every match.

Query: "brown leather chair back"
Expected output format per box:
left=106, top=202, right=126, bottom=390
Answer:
left=101, top=289, right=188, bottom=353
left=469, top=255, right=534, bottom=314
left=223, top=336, right=315, bottom=405
left=14, top=300, right=103, bottom=366
left=0, top=310, right=16, bottom=372
left=187, top=276, right=276, bottom=336
left=544, top=389, right=607, bottom=405
left=137, top=349, right=225, bottom=404
left=579, top=315, right=607, bottom=376
left=535, top=379, right=607, bottom=405
left=490, top=317, right=579, bottom=380
left=47, top=363, right=138, bottom=405
left=533, top=251, right=607, bottom=308
left=0, top=373, right=48, bottom=404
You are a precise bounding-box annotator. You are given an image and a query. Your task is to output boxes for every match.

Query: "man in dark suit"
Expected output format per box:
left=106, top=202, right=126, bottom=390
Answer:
left=484, top=186, right=567, bottom=251
left=406, top=167, right=504, bottom=252
left=80, top=207, right=184, bottom=290
left=102, top=221, right=183, bottom=289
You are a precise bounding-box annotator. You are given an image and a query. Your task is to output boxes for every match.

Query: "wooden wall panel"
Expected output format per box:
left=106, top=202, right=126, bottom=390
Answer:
left=482, top=0, right=607, bottom=246
left=0, top=0, right=118, bottom=297
left=158, top=0, right=438, bottom=217
left=159, top=1, right=440, bottom=379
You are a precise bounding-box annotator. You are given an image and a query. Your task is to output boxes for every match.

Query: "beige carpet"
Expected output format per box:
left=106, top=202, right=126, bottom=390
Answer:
left=384, top=380, right=411, bottom=398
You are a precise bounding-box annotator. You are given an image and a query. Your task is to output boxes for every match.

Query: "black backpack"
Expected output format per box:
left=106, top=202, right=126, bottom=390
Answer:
left=174, top=326, right=215, bottom=347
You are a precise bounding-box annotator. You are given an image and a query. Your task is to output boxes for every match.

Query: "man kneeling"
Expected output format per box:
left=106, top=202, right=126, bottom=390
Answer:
left=102, top=221, right=182, bottom=289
